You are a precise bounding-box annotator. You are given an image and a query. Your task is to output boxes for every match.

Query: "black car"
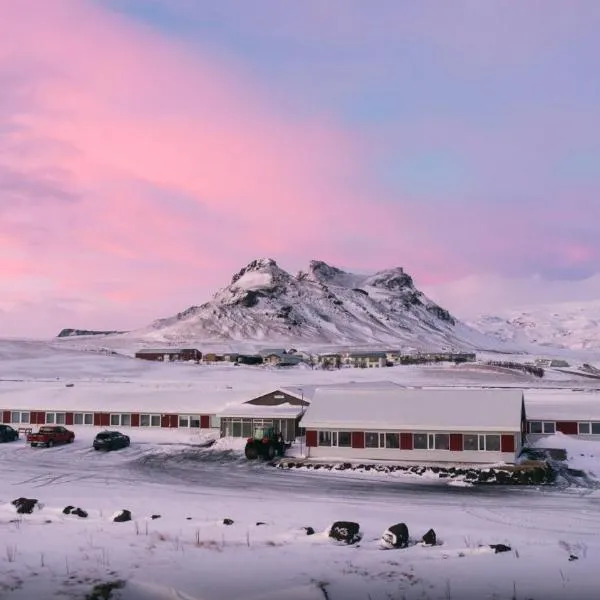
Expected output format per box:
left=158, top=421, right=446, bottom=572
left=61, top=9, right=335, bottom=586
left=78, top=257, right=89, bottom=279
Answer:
left=93, top=430, right=130, bottom=451
left=0, top=424, right=19, bottom=443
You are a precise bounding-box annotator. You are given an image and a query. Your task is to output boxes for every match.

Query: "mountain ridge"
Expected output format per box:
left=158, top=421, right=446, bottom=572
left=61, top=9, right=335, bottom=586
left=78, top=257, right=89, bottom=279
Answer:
left=128, top=257, right=508, bottom=351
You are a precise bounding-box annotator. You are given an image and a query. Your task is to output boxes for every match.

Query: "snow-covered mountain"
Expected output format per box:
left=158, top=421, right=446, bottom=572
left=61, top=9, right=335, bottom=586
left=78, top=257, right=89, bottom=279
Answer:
left=129, top=258, right=510, bottom=350
left=471, top=300, right=600, bottom=351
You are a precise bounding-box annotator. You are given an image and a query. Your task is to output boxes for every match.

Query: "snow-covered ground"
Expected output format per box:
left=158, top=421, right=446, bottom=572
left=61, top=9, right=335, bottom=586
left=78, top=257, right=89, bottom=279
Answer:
left=1, top=339, right=600, bottom=599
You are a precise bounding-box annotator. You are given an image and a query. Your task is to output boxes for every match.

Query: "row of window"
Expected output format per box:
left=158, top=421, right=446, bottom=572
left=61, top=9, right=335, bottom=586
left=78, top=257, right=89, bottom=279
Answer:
left=317, top=431, right=503, bottom=452
left=6, top=412, right=206, bottom=428
left=528, top=421, right=600, bottom=435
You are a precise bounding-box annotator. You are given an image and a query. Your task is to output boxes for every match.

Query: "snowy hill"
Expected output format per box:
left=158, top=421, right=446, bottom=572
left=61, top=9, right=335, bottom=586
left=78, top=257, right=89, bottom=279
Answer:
left=471, top=300, right=600, bottom=351
left=122, top=258, right=511, bottom=351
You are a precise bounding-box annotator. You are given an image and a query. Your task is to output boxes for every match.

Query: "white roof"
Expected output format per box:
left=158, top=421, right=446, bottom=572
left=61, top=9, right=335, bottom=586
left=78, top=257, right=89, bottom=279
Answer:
left=218, top=402, right=305, bottom=419
left=0, top=382, right=253, bottom=414
left=524, top=390, right=600, bottom=421
left=300, top=388, right=524, bottom=432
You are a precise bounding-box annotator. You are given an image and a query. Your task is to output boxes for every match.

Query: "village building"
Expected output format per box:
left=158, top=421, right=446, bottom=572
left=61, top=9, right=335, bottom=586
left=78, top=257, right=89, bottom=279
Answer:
left=342, top=351, right=388, bottom=368
left=217, top=388, right=309, bottom=442
left=134, top=348, right=202, bottom=362
left=262, top=351, right=303, bottom=367
left=300, top=388, right=526, bottom=464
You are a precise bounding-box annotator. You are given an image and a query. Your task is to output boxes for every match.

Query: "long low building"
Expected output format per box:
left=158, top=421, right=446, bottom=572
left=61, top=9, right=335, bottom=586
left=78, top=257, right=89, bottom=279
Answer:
left=524, top=389, right=600, bottom=441
left=300, top=388, right=526, bottom=464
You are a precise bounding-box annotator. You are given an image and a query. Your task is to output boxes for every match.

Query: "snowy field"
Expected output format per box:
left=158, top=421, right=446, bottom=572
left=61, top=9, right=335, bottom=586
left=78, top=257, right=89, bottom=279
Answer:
left=1, top=339, right=600, bottom=599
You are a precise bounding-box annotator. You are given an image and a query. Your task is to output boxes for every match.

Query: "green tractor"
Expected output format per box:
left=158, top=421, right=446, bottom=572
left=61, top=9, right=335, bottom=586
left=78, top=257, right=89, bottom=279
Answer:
left=244, top=427, right=286, bottom=460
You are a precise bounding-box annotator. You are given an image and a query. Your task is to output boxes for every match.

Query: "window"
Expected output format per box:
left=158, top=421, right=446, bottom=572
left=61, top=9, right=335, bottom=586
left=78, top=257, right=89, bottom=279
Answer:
left=11, top=411, right=29, bottom=424
left=210, top=415, right=220, bottom=428
left=318, top=431, right=332, bottom=446
left=592, top=422, right=600, bottom=435
left=413, top=433, right=428, bottom=449
left=336, top=431, right=351, bottom=447
left=579, top=422, right=590, bottom=434
left=73, top=413, right=93, bottom=425
left=179, top=415, right=190, bottom=428
left=140, top=414, right=161, bottom=427
left=484, top=434, right=501, bottom=452
left=463, top=434, right=479, bottom=451
left=385, top=433, right=399, bottom=449
left=542, top=422, right=555, bottom=434
left=232, top=420, right=242, bottom=437
left=46, top=413, right=55, bottom=424
left=365, top=432, right=379, bottom=448
left=55, top=413, right=66, bottom=425
left=110, top=414, right=130, bottom=427
left=190, top=415, right=201, bottom=428
left=434, top=434, right=450, bottom=450
left=529, top=421, right=542, bottom=434
left=242, top=420, right=252, bottom=438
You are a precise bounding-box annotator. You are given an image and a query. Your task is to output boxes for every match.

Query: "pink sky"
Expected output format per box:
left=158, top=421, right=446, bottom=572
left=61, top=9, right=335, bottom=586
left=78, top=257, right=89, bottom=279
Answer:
left=1, top=0, right=599, bottom=337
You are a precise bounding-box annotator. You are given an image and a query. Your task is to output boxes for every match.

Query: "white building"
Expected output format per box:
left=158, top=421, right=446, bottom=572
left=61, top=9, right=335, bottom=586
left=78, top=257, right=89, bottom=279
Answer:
left=524, top=389, right=600, bottom=441
left=300, top=388, right=526, bottom=464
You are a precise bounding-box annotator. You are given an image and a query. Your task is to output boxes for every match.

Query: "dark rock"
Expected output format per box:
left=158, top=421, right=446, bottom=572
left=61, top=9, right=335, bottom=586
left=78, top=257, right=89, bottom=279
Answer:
left=12, top=498, right=38, bottom=514
left=71, top=508, right=88, bottom=518
left=329, top=521, right=361, bottom=545
left=490, top=544, right=512, bottom=554
left=186, top=517, right=192, bottom=520
left=63, top=506, right=75, bottom=515
left=422, top=528, right=437, bottom=546
left=381, top=523, right=409, bottom=549
left=256, top=522, right=266, bottom=526
left=151, top=514, right=161, bottom=520
left=303, top=527, right=315, bottom=536
left=223, top=518, right=234, bottom=525
left=569, top=554, right=579, bottom=561
left=113, top=509, right=132, bottom=523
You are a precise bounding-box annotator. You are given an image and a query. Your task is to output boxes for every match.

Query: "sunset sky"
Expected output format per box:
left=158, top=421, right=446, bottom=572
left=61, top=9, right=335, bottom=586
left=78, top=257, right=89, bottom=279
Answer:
left=1, top=0, right=599, bottom=337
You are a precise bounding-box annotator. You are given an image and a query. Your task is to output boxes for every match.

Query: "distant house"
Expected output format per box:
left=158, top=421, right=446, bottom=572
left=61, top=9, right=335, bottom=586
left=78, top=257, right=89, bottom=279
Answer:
left=203, top=353, right=225, bottom=363
left=343, top=351, right=388, bottom=368
left=223, top=353, right=240, bottom=363
left=262, top=351, right=303, bottom=367
left=134, top=348, right=201, bottom=362
left=235, top=354, right=263, bottom=366
left=535, top=358, right=570, bottom=368
left=317, top=353, right=342, bottom=369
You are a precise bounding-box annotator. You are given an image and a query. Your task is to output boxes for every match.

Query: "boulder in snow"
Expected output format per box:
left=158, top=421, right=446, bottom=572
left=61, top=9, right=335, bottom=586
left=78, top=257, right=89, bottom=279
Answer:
left=223, top=518, right=234, bottom=525
left=328, top=521, right=361, bottom=544
left=381, top=523, right=409, bottom=549
left=490, top=543, right=511, bottom=554
left=422, top=528, right=437, bottom=546
left=112, top=509, right=132, bottom=522
left=12, top=497, right=39, bottom=514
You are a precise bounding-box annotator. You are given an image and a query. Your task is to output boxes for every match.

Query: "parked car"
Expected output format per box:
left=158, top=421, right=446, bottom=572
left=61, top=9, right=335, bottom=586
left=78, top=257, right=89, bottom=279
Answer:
left=0, top=424, right=19, bottom=443
left=93, top=430, right=130, bottom=451
left=27, top=426, right=75, bottom=447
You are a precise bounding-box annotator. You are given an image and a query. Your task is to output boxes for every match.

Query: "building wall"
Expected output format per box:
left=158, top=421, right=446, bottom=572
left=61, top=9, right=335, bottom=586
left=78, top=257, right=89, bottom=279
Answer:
left=220, top=417, right=299, bottom=442
left=306, top=445, right=517, bottom=464
left=304, top=428, right=520, bottom=464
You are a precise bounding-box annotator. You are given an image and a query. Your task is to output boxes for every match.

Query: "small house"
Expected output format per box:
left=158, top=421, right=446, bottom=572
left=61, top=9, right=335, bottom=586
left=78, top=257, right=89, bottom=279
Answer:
left=134, top=348, right=202, bottom=362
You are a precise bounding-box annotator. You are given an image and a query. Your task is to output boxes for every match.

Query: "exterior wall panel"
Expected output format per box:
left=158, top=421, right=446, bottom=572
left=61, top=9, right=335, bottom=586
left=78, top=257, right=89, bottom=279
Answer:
left=556, top=421, right=577, bottom=435
left=100, top=413, right=110, bottom=427
left=450, top=433, right=463, bottom=451
left=351, top=431, right=365, bottom=449
left=93, top=413, right=102, bottom=426
left=2, top=410, right=9, bottom=423
left=131, top=413, right=140, bottom=427
left=501, top=434, right=515, bottom=453
left=400, top=432, right=413, bottom=450
left=305, top=430, right=317, bottom=447
left=200, top=415, right=210, bottom=429
left=65, top=412, right=74, bottom=426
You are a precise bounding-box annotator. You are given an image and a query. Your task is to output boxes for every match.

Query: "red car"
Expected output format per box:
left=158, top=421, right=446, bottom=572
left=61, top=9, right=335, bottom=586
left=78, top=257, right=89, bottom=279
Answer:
left=27, top=426, right=75, bottom=448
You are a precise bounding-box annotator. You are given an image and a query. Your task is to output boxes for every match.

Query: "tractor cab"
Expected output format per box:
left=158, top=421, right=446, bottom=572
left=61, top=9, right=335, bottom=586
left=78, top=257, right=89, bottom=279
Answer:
left=244, top=426, right=286, bottom=460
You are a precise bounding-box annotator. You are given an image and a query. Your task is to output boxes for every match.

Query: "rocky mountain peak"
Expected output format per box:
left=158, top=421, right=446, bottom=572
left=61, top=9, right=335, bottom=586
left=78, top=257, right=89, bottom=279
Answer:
left=364, top=267, right=414, bottom=291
